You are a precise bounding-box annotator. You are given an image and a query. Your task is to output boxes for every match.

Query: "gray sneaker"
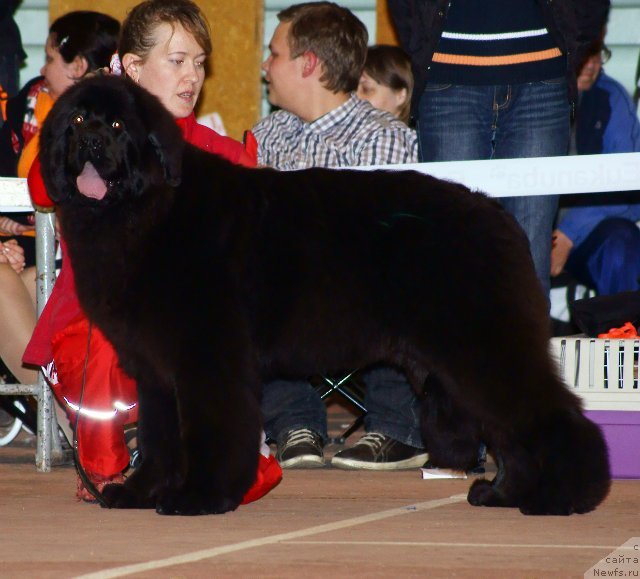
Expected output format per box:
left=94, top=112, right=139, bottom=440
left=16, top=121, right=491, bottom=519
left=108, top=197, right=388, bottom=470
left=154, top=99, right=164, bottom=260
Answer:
left=331, top=432, right=428, bottom=470
left=276, top=428, right=325, bottom=469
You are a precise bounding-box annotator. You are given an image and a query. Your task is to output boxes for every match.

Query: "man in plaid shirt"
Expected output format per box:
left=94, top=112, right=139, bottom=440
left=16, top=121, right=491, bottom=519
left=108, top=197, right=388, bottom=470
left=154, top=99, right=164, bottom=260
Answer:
left=253, top=2, right=427, bottom=473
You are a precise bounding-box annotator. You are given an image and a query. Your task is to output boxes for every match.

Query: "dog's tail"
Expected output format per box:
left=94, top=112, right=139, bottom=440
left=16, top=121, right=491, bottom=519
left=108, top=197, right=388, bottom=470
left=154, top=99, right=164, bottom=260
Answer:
left=520, top=408, right=611, bottom=515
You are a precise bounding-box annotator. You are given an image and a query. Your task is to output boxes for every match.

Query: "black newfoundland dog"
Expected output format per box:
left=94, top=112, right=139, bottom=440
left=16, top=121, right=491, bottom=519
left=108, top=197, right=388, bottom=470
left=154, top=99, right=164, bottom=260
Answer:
left=39, top=75, right=610, bottom=516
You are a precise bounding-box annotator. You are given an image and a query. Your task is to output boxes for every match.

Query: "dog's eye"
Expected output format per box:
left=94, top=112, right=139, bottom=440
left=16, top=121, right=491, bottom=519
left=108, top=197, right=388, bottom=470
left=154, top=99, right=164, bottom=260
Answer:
left=72, top=114, right=84, bottom=125
left=112, top=120, right=124, bottom=131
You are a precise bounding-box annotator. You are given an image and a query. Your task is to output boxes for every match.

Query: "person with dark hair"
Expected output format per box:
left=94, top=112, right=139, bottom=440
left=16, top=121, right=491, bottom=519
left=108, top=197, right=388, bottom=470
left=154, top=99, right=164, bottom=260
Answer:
left=0, top=0, right=26, bottom=109
left=0, top=11, right=121, bottom=179
left=0, top=11, right=120, bottom=393
left=253, top=2, right=425, bottom=472
left=357, top=44, right=414, bottom=125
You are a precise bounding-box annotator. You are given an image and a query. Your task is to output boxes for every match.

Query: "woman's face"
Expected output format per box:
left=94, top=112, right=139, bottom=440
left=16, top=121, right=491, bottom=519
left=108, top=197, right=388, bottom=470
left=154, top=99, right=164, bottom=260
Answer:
left=130, top=22, right=207, bottom=119
left=577, top=54, right=602, bottom=92
left=40, top=35, right=80, bottom=101
left=357, top=72, right=407, bottom=119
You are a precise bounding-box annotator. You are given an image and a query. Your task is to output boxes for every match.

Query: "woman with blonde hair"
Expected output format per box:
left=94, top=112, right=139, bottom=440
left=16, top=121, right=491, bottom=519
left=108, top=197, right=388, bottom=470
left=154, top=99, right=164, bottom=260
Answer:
left=25, top=0, right=281, bottom=504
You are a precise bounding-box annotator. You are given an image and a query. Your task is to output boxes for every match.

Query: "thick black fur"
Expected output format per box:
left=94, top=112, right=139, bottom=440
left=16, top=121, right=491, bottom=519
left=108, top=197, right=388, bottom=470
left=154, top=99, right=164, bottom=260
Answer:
left=39, top=75, right=610, bottom=516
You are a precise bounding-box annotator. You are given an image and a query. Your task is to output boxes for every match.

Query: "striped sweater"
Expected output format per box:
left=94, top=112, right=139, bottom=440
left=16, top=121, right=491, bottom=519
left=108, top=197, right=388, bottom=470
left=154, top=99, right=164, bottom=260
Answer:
left=429, top=0, right=566, bottom=85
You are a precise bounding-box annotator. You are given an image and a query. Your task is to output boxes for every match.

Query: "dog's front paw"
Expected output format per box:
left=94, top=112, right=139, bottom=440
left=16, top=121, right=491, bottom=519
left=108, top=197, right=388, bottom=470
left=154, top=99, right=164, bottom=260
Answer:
left=101, top=482, right=156, bottom=509
left=467, top=478, right=514, bottom=508
left=156, top=489, right=239, bottom=516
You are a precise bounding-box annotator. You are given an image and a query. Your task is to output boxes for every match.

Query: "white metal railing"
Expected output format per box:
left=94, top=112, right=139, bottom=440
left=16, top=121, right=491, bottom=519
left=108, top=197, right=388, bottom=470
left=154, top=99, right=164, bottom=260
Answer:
left=0, top=177, right=58, bottom=471
left=354, top=151, right=640, bottom=198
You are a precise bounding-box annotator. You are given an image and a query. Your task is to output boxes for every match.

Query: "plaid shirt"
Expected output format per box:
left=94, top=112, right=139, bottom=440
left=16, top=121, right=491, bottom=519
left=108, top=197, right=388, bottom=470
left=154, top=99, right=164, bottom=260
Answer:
left=252, top=94, right=418, bottom=170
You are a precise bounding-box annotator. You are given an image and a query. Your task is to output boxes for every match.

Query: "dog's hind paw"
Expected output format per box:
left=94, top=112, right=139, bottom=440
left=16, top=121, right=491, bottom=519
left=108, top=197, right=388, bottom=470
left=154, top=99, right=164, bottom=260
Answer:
left=101, top=482, right=155, bottom=509
left=518, top=490, right=585, bottom=516
left=519, top=501, right=574, bottom=516
left=156, top=490, right=239, bottom=516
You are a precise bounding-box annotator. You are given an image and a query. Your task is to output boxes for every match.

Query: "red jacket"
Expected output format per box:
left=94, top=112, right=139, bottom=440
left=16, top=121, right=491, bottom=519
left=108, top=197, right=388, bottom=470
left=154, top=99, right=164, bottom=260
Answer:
left=24, top=114, right=255, bottom=365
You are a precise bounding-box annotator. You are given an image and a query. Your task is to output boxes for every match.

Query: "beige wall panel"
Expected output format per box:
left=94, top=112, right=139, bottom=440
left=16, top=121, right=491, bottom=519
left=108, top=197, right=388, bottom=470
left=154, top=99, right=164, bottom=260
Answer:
left=49, top=0, right=264, bottom=141
left=49, top=1, right=124, bottom=23
left=203, top=1, right=264, bottom=140
left=376, top=0, right=399, bottom=45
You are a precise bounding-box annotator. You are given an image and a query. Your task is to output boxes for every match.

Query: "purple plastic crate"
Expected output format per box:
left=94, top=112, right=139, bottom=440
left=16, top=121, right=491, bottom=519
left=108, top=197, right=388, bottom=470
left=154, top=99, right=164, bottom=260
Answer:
left=585, top=410, right=640, bottom=479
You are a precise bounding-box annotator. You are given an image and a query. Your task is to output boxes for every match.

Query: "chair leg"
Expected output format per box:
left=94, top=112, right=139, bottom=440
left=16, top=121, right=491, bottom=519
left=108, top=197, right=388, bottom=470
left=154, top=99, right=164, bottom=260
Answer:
left=316, top=370, right=367, bottom=444
left=35, top=375, right=54, bottom=472
left=34, top=211, right=61, bottom=470
left=332, top=414, right=365, bottom=445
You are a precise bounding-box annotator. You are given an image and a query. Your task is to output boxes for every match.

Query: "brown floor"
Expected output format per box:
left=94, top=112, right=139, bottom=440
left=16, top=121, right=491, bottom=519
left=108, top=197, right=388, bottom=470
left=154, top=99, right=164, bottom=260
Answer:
left=1, top=400, right=639, bottom=579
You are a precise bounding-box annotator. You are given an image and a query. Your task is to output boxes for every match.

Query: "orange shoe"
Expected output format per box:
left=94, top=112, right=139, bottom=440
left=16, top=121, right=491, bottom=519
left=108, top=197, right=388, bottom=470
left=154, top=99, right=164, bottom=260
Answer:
left=241, top=454, right=283, bottom=505
left=76, top=457, right=281, bottom=505
left=598, top=322, right=639, bottom=339
left=76, top=471, right=126, bottom=503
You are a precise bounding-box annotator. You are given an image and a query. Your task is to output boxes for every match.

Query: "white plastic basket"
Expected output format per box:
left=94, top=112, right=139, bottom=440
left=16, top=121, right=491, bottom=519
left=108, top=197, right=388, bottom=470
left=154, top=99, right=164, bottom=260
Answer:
left=550, top=336, right=640, bottom=411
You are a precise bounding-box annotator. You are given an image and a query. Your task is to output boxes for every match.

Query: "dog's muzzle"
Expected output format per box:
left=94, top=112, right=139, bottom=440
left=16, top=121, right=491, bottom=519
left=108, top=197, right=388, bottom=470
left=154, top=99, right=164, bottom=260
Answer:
left=78, top=132, right=106, bottom=160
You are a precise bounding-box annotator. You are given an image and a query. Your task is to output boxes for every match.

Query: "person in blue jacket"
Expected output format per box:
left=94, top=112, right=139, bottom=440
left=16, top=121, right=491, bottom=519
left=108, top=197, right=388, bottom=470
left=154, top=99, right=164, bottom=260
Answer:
left=551, top=39, right=640, bottom=295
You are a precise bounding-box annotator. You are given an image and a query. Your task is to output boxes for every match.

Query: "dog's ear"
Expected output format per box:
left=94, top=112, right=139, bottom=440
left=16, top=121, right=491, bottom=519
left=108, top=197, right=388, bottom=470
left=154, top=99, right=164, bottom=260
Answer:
left=130, top=79, right=184, bottom=187
left=39, top=97, right=73, bottom=204
left=148, top=131, right=182, bottom=187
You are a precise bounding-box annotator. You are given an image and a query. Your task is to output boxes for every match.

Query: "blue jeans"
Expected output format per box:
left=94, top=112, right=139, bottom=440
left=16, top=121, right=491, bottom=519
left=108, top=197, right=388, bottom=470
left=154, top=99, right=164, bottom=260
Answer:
left=262, top=366, right=424, bottom=448
left=566, top=217, right=640, bottom=295
left=417, top=80, right=571, bottom=301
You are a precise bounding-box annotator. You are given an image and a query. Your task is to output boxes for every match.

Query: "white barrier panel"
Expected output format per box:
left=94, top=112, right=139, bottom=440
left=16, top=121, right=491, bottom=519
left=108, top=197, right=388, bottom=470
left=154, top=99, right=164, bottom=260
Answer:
left=2, top=151, right=640, bottom=209
left=354, top=151, right=640, bottom=198
left=0, top=177, right=33, bottom=211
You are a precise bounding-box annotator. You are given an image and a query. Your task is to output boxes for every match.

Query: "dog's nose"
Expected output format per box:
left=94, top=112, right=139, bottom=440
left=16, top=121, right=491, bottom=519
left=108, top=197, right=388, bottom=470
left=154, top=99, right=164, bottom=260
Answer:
left=80, top=133, right=104, bottom=153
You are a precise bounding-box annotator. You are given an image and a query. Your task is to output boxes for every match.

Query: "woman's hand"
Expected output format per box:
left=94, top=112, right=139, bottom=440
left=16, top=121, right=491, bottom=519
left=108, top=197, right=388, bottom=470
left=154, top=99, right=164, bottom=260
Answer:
left=0, top=239, right=26, bottom=274
left=550, top=229, right=573, bottom=277
left=0, top=215, right=35, bottom=236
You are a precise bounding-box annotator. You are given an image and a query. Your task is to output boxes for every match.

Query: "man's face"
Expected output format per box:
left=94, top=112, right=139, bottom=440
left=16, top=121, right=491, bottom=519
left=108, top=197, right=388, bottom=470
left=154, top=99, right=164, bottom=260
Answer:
left=261, top=22, right=305, bottom=111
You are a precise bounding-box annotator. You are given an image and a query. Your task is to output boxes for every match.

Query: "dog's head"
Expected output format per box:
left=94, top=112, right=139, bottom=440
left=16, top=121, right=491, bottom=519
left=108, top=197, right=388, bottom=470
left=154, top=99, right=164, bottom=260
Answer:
left=40, top=75, right=184, bottom=206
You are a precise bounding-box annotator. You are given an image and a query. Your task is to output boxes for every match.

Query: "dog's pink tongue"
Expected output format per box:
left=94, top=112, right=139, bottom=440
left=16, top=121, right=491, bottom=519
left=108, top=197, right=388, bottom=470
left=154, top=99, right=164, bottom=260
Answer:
left=76, top=162, right=107, bottom=200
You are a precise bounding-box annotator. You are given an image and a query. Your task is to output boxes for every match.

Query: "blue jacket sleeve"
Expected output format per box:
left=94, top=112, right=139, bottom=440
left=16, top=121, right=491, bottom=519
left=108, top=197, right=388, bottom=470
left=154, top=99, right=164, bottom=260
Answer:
left=598, top=72, right=640, bottom=153
left=558, top=204, right=640, bottom=248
